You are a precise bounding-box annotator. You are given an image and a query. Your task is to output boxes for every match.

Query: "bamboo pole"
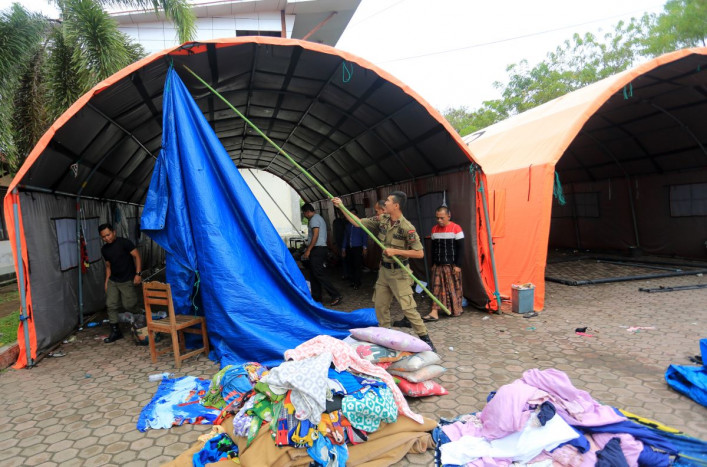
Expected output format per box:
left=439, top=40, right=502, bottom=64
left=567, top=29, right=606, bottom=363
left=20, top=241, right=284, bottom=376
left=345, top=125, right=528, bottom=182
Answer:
left=182, top=65, right=451, bottom=315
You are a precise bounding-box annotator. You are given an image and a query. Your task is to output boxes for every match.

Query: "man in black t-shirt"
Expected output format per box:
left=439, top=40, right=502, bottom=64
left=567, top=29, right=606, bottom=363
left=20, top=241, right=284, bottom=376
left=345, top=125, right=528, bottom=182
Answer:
left=99, top=223, right=142, bottom=343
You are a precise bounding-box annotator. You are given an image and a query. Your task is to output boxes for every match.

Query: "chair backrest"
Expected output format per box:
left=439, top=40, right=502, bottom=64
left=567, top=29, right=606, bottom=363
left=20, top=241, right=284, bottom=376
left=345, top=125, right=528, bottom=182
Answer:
left=143, top=281, right=176, bottom=327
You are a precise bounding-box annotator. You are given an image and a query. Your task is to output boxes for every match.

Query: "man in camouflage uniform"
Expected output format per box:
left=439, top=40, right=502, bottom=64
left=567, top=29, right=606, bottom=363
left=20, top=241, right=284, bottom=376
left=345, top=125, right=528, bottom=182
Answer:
left=333, top=191, right=436, bottom=351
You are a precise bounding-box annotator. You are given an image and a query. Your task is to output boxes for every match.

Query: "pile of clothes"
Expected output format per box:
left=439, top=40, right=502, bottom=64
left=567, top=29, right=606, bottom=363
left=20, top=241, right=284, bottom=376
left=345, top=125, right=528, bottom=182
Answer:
left=344, top=326, right=449, bottom=397
left=434, top=368, right=707, bottom=466
left=150, top=333, right=439, bottom=466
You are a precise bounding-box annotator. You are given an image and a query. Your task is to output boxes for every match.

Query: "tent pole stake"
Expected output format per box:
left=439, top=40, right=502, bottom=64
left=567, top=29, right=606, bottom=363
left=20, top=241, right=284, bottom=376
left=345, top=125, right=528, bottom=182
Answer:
left=181, top=65, right=452, bottom=316
left=478, top=178, right=503, bottom=311
left=12, top=189, right=34, bottom=368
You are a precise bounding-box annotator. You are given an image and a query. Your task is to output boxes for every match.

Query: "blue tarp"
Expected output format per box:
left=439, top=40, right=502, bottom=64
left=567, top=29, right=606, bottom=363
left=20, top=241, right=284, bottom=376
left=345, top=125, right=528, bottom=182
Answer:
left=141, top=68, right=377, bottom=367
left=665, top=338, right=707, bottom=408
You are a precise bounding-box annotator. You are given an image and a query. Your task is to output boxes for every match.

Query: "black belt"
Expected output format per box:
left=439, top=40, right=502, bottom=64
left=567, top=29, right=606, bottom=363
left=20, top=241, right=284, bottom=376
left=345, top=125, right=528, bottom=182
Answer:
left=381, top=261, right=408, bottom=270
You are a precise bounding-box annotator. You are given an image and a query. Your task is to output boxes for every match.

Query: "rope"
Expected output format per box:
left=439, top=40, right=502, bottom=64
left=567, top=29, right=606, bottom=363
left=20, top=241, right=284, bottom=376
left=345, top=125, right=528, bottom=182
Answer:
left=623, top=82, right=633, bottom=99
left=342, top=62, right=353, bottom=83
left=191, top=270, right=200, bottom=315
left=553, top=172, right=566, bottom=205
left=181, top=65, right=452, bottom=316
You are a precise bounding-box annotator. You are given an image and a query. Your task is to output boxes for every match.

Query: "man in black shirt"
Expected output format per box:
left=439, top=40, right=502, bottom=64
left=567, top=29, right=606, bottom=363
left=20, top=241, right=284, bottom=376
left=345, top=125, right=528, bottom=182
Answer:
left=99, top=223, right=142, bottom=343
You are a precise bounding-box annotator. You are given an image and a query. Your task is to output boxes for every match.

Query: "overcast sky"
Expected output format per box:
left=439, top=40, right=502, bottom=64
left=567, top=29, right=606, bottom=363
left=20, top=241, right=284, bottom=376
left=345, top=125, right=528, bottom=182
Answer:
left=337, top=0, right=667, bottom=111
left=1, top=0, right=668, bottom=111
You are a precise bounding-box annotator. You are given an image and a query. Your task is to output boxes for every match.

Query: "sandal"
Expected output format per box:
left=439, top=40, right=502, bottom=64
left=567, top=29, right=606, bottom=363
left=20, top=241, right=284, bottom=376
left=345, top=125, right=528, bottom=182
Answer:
left=422, top=314, right=439, bottom=322
left=330, top=296, right=344, bottom=306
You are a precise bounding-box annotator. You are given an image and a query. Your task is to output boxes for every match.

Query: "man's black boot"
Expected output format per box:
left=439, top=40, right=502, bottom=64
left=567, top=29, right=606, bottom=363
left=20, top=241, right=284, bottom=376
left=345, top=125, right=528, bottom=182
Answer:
left=419, top=334, right=436, bottom=352
left=104, top=324, right=123, bottom=343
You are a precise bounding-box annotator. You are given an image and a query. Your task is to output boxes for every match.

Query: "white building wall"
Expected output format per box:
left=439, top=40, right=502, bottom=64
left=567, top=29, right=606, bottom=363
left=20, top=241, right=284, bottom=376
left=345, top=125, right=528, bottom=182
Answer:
left=240, top=169, right=304, bottom=243
left=117, top=12, right=295, bottom=53
left=0, top=241, right=14, bottom=277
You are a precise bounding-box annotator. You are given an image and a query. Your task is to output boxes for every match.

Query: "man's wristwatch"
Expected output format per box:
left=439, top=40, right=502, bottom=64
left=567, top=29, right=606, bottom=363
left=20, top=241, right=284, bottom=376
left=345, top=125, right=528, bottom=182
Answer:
left=135, top=272, right=141, bottom=276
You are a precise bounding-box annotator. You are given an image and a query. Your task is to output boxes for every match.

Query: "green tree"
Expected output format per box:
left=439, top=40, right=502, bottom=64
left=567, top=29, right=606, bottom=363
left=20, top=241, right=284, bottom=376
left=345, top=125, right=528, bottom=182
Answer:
left=0, top=0, right=196, bottom=173
left=639, top=0, right=707, bottom=55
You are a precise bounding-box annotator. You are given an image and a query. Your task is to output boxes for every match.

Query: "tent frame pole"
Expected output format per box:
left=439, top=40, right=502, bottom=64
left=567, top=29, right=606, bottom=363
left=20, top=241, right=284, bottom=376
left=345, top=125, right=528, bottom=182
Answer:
left=478, top=178, right=503, bottom=311
left=411, top=186, right=431, bottom=288
left=12, top=189, right=34, bottom=368
left=76, top=197, right=84, bottom=327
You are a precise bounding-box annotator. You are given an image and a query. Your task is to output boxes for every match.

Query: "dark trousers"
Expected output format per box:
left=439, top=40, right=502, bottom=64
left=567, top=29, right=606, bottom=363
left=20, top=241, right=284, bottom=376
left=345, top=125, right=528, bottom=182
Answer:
left=308, top=246, right=340, bottom=301
left=347, top=246, right=363, bottom=286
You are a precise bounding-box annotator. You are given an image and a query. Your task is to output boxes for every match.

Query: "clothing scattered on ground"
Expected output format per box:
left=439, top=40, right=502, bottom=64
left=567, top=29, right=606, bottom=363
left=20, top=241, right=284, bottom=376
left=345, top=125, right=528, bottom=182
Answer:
left=148, top=332, right=449, bottom=465
left=434, top=368, right=707, bottom=466
left=137, top=376, right=220, bottom=431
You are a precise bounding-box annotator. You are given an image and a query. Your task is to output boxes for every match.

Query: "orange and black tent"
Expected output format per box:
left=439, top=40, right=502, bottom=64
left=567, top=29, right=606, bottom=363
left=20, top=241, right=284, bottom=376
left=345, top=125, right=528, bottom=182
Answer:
left=4, top=37, right=499, bottom=368
left=466, top=47, right=707, bottom=310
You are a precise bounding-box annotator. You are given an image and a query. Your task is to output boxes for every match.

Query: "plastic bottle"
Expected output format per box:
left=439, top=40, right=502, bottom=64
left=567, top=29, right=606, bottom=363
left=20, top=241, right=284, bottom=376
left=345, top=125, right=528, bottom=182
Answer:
left=148, top=372, right=174, bottom=382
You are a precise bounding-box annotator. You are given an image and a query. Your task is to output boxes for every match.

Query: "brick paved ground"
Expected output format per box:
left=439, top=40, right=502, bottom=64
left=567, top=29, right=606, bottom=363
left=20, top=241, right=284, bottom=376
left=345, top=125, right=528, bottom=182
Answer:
left=0, top=260, right=705, bottom=466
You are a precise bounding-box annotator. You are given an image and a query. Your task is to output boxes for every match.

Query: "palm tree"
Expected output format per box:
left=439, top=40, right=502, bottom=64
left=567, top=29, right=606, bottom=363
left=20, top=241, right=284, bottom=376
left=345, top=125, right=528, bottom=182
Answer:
left=0, top=0, right=196, bottom=173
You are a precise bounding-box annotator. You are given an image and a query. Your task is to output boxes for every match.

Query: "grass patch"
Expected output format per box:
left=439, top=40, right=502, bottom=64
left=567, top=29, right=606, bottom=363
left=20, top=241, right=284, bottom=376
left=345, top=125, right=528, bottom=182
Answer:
left=0, top=310, right=20, bottom=346
left=0, top=289, right=20, bottom=345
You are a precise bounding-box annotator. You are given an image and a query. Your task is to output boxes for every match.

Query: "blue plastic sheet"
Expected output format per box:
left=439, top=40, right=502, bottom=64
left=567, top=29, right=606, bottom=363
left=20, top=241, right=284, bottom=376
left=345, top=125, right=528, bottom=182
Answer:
left=665, top=338, right=707, bottom=408
left=141, top=68, right=377, bottom=367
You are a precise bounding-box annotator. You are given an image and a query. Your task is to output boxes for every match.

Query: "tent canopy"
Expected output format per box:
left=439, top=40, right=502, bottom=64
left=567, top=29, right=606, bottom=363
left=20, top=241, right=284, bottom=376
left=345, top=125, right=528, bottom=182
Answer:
left=9, top=37, right=478, bottom=203
left=5, top=37, right=498, bottom=368
left=465, top=48, right=707, bottom=310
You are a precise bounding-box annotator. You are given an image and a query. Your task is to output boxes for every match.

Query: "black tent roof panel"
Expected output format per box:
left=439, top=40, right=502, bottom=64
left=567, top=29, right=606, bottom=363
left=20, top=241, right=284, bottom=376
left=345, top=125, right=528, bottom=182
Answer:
left=15, top=38, right=476, bottom=203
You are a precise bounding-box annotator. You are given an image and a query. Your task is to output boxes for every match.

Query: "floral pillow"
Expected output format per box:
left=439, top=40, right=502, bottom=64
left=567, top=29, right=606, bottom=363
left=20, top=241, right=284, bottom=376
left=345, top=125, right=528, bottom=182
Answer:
left=387, top=351, right=441, bottom=372
left=345, top=337, right=412, bottom=363
left=349, top=327, right=432, bottom=353
left=388, top=364, right=446, bottom=383
left=397, top=377, right=449, bottom=397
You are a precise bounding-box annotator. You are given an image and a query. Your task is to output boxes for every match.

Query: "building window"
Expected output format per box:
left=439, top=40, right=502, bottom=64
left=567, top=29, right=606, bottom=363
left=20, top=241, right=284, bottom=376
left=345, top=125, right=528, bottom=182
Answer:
left=670, top=183, right=707, bottom=217
left=84, top=218, right=102, bottom=263
left=236, top=30, right=280, bottom=37
left=55, top=218, right=79, bottom=271
left=55, top=217, right=102, bottom=271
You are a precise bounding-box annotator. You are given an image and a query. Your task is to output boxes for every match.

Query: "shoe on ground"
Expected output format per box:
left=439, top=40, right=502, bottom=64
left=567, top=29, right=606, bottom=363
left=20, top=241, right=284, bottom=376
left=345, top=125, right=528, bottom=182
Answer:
left=418, top=334, right=436, bottom=352
left=392, top=316, right=412, bottom=328
left=104, top=324, right=124, bottom=343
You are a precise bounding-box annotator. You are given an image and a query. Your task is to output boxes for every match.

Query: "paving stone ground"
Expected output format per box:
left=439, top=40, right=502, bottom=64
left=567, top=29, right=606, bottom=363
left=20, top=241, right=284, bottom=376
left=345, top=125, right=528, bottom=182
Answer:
left=0, top=258, right=706, bottom=466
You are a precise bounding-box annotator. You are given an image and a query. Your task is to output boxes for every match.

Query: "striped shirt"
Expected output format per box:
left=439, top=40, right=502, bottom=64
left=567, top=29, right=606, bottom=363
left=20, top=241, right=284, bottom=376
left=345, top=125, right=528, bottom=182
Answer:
left=431, top=222, right=464, bottom=266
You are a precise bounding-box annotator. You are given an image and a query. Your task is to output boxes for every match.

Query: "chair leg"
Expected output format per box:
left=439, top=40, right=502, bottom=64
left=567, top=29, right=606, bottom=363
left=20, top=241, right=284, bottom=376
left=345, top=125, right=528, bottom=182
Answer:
left=201, top=320, right=209, bottom=357
left=171, top=329, right=181, bottom=370
left=178, top=330, right=186, bottom=353
left=148, top=329, right=158, bottom=364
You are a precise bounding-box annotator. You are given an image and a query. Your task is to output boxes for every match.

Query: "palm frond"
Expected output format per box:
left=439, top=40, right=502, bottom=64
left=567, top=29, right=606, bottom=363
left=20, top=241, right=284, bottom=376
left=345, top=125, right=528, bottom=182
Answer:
left=99, top=0, right=196, bottom=43
left=10, top=49, right=49, bottom=171
left=0, top=4, right=48, bottom=87
left=62, top=0, right=134, bottom=85
left=45, top=26, right=82, bottom=121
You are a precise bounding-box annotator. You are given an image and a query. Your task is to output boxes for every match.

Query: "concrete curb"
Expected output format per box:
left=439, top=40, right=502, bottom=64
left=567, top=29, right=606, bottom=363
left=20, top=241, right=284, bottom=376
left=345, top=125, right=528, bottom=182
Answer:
left=0, top=341, right=19, bottom=370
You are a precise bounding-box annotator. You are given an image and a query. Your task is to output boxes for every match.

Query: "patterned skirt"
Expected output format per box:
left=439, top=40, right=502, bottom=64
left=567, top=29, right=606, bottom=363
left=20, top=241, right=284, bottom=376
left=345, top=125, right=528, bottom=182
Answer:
left=430, top=264, right=463, bottom=316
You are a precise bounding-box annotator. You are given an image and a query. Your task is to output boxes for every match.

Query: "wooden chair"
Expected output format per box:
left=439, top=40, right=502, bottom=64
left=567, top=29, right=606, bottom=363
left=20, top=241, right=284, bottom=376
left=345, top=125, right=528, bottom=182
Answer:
left=143, top=281, right=209, bottom=369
